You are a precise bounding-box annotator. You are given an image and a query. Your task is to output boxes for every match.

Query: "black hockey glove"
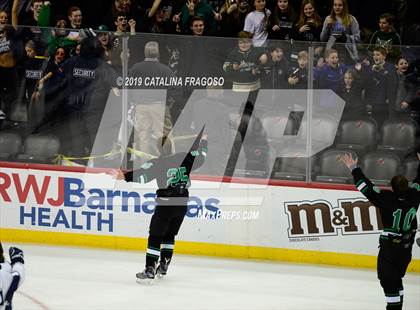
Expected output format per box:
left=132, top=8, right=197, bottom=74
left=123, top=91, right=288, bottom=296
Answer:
left=9, top=247, right=24, bottom=265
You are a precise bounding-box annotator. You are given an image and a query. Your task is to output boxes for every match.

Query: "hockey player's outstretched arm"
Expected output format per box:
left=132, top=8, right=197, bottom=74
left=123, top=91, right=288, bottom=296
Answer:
left=412, top=154, right=420, bottom=247
left=124, top=161, right=158, bottom=184
left=4, top=247, right=25, bottom=310
left=341, top=153, right=382, bottom=205
left=187, top=137, right=208, bottom=172
left=410, top=153, right=420, bottom=191
left=108, top=163, right=157, bottom=184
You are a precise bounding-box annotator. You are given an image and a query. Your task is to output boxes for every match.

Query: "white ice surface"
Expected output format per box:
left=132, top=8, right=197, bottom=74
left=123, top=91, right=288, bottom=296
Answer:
left=2, top=243, right=419, bottom=310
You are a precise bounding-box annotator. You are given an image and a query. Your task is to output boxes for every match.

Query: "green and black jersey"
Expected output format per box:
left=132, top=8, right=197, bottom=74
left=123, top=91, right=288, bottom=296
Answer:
left=351, top=162, right=420, bottom=247
left=223, top=47, right=266, bottom=91
left=124, top=140, right=208, bottom=198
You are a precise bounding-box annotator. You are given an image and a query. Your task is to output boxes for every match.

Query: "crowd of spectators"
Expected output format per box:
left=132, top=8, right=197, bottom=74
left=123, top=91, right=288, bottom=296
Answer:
left=0, top=0, right=419, bottom=168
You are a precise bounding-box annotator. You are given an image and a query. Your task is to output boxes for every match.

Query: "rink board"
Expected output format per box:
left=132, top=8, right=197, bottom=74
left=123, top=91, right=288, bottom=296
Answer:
left=0, top=163, right=419, bottom=272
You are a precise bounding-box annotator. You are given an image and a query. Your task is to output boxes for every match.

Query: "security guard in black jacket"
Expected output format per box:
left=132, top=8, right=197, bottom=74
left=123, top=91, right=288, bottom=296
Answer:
left=341, top=153, right=420, bottom=310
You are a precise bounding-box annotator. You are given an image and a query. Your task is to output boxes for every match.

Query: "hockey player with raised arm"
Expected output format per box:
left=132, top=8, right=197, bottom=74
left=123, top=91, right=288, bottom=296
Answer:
left=114, top=127, right=207, bottom=284
left=341, top=153, right=420, bottom=310
left=0, top=243, right=25, bottom=310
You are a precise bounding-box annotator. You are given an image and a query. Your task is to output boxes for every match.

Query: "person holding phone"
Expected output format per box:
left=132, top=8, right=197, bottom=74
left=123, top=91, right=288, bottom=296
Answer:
left=294, top=0, right=322, bottom=42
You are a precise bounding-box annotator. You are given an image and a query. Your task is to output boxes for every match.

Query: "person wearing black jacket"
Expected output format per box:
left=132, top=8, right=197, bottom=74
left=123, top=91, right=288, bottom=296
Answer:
left=336, top=69, right=366, bottom=119
left=55, top=35, right=118, bottom=158
left=260, top=45, right=289, bottom=89
left=341, top=153, right=420, bottom=310
left=115, top=128, right=207, bottom=283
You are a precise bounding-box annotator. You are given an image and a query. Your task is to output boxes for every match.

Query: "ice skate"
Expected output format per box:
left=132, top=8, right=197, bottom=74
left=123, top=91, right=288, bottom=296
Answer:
left=156, top=258, right=170, bottom=279
left=136, top=266, right=155, bottom=285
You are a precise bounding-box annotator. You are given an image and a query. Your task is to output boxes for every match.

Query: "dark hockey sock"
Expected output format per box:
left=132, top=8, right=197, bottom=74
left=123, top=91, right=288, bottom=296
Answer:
left=5, top=275, right=20, bottom=305
left=381, top=278, right=404, bottom=310
left=146, top=236, right=161, bottom=268
left=399, top=287, right=404, bottom=306
left=385, top=293, right=402, bottom=310
left=160, top=241, right=175, bottom=264
left=146, top=246, right=160, bottom=268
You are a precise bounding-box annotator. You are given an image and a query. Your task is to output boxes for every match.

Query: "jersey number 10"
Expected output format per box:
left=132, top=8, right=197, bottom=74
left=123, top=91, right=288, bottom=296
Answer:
left=391, top=208, right=417, bottom=232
